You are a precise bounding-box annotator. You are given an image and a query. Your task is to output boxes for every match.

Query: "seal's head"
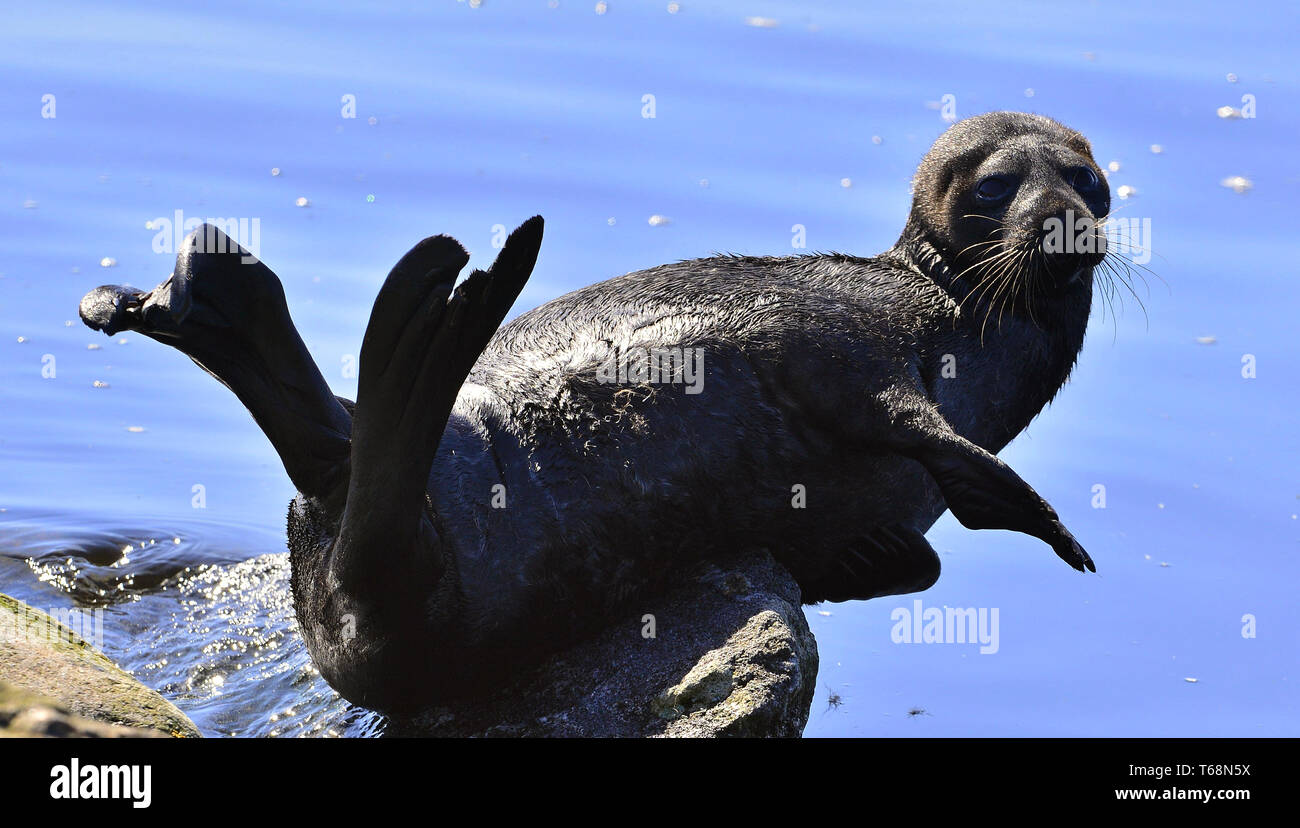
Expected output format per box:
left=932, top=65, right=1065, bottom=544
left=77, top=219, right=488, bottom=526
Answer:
left=901, top=111, right=1110, bottom=315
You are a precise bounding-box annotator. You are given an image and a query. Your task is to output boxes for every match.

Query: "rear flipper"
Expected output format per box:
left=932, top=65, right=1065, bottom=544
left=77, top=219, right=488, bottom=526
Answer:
left=334, top=217, right=544, bottom=594
left=802, top=524, right=941, bottom=603
left=78, top=225, right=352, bottom=502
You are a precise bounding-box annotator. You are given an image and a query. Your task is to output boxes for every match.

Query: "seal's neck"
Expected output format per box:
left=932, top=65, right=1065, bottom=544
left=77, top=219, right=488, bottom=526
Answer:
left=885, top=221, right=971, bottom=304
left=886, top=221, right=1095, bottom=451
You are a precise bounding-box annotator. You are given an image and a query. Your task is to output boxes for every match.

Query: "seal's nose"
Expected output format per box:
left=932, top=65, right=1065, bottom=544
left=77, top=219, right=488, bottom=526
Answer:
left=1034, top=205, right=1106, bottom=276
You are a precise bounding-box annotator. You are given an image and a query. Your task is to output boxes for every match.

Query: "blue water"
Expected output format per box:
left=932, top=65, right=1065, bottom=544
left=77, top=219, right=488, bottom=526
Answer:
left=0, top=0, right=1295, bottom=736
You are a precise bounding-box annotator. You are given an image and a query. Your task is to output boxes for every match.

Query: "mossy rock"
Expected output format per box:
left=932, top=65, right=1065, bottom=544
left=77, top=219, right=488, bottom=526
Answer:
left=0, top=593, right=199, bottom=737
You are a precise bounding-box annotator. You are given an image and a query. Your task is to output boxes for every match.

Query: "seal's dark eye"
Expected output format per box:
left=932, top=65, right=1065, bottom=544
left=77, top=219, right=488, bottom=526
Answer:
left=974, top=176, right=1013, bottom=204
left=1068, top=166, right=1100, bottom=191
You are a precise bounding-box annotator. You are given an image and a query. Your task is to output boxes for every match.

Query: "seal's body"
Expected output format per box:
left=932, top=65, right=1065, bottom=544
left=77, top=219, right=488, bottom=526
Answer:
left=82, top=112, right=1110, bottom=714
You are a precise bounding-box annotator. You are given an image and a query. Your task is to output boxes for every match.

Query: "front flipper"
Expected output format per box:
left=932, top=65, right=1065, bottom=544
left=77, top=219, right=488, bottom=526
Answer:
left=856, top=376, right=1095, bottom=575
left=802, top=524, right=940, bottom=603
left=913, top=441, right=1094, bottom=572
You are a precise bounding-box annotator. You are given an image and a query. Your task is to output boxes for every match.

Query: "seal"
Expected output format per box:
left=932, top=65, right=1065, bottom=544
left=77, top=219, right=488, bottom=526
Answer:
left=80, top=111, right=1111, bottom=715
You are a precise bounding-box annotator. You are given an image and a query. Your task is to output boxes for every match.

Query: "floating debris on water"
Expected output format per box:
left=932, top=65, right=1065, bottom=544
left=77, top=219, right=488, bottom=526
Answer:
left=607, top=217, right=616, bottom=225
left=1185, top=677, right=1199, bottom=683
left=1150, top=144, right=1164, bottom=154
left=1220, top=175, right=1252, bottom=193
left=745, top=16, right=778, bottom=27
left=100, top=257, right=117, bottom=268
left=295, top=196, right=311, bottom=207
left=271, top=167, right=281, bottom=177
left=595, top=1, right=607, bottom=14
left=871, top=135, right=882, bottom=145
left=667, top=2, right=680, bottom=13
left=817, top=610, right=832, bottom=617
left=1226, top=73, right=1238, bottom=83
left=1216, top=105, right=1244, bottom=119
left=92, top=380, right=110, bottom=388
left=1116, top=185, right=1137, bottom=199
left=87, top=343, right=101, bottom=350
left=648, top=214, right=671, bottom=226
left=1107, top=160, right=1121, bottom=172
left=825, top=687, right=843, bottom=711
left=1023, top=88, right=1035, bottom=98
left=1196, top=335, right=1217, bottom=345
left=840, top=177, right=852, bottom=188
left=16, top=336, right=26, bottom=343
left=22, top=199, right=37, bottom=209
left=126, top=426, right=145, bottom=433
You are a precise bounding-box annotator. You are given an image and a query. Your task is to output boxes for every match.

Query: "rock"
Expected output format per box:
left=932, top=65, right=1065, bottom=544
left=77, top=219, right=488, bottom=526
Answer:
left=0, top=682, right=166, bottom=738
left=393, top=552, right=817, bottom=737
left=0, top=593, right=200, bottom=738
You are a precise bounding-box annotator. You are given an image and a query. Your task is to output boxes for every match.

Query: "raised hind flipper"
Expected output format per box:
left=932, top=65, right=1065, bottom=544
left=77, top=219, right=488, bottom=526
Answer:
left=78, top=225, right=352, bottom=502
left=333, top=217, right=544, bottom=595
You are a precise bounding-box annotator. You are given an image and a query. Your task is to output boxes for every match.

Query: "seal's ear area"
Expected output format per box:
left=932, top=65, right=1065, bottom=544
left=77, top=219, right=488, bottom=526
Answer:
left=1002, top=111, right=1096, bottom=162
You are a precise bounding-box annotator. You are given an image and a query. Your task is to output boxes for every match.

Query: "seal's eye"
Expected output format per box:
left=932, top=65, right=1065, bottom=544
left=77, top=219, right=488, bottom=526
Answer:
left=974, top=175, right=1013, bottom=204
left=1068, top=166, right=1100, bottom=191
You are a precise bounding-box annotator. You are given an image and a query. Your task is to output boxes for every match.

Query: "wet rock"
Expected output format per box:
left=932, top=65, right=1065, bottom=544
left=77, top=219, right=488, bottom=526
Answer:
left=394, top=552, right=817, bottom=737
left=0, top=593, right=199, bottom=737
left=0, top=682, right=166, bottom=738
